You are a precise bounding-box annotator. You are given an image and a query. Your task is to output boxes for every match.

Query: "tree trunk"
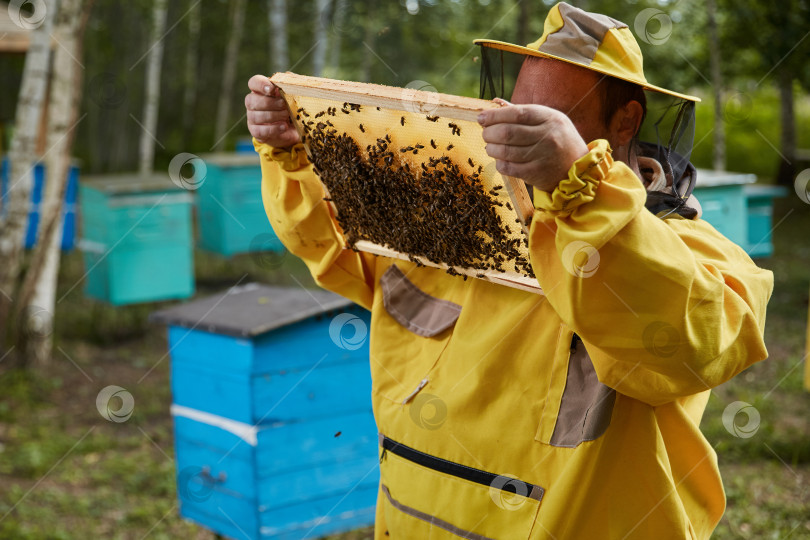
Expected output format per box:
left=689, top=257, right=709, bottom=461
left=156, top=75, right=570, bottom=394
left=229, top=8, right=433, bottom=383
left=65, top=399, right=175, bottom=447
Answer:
left=213, top=0, right=247, bottom=151
left=269, top=0, right=288, bottom=73
left=17, top=0, right=92, bottom=368
left=359, top=0, right=376, bottom=82
left=182, top=0, right=201, bottom=135
left=0, top=1, right=56, bottom=347
left=138, top=0, right=168, bottom=176
left=707, top=0, right=725, bottom=171
left=312, top=0, right=330, bottom=76
left=776, top=69, right=796, bottom=185
left=517, top=0, right=530, bottom=46
left=326, top=0, right=346, bottom=77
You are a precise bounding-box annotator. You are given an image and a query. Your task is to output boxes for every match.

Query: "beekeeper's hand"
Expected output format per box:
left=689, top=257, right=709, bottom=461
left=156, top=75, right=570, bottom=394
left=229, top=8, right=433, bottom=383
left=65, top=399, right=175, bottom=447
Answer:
left=479, top=100, right=589, bottom=192
left=246, top=75, right=301, bottom=148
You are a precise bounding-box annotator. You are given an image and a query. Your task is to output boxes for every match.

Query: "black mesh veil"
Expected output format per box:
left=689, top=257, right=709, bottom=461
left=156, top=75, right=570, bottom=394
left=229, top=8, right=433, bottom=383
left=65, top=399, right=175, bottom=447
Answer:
left=478, top=44, right=697, bottom=210
left=479, top=45, right=524, bottom=105
left=637, top=96, right=697, bottom=202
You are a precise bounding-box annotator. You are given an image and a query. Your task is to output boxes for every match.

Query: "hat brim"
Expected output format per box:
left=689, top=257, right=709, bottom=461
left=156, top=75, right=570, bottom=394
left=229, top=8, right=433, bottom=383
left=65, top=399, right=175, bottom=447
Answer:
left=474, top=39, right=701, bottom=103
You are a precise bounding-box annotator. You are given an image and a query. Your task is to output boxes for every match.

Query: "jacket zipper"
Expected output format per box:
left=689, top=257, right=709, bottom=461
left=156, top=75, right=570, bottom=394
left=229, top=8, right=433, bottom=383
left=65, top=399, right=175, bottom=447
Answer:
left=379, top=435, right=540, bottom=497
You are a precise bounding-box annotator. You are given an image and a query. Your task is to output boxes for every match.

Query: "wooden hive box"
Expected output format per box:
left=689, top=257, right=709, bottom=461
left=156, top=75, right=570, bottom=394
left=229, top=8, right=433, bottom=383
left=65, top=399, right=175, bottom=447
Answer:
left=197, top=152, right=285, bottom=256
left=79, top=173, right=194, bottom=305
left=150, top=283, right=378, bottom=539
left=272, top=72, right=542, bottom=294
left=691, top=169, right=755, bottom=251
left=743, top=184, right=787, bottom=258
left=0, top=156, right=79, bottom=250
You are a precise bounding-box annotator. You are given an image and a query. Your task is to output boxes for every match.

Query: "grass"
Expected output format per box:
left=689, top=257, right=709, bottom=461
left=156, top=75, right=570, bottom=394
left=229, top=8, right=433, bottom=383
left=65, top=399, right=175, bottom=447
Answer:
left=1, top=198, right=809, bottom=538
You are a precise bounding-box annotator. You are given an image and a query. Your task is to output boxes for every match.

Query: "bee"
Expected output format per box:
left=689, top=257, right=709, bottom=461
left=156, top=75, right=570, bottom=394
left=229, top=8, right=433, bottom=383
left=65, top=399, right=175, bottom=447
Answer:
left=447, top=144, right=454, bottom=150
left=468, top=158, right=474, bottom=167
left=426, top=115, right=439, bottom=122
left=359, top=124, right=365, bottom=133
left=430, top=140, right=437, bottom=149
left=401, top=117, right=406, bottom=126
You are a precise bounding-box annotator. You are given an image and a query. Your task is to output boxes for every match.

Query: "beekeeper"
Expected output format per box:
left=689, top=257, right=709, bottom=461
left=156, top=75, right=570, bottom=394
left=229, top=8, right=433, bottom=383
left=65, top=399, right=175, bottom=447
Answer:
left=245, top=3, right=773, bottom=538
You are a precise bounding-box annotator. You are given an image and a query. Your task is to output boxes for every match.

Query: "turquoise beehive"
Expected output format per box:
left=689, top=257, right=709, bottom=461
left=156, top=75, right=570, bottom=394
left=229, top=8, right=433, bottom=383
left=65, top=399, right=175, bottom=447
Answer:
left=693, top=170, right=786, bottom=259
left=197, top=153, right=284, bottom=256
left=79, top=174, right=195, bottom=305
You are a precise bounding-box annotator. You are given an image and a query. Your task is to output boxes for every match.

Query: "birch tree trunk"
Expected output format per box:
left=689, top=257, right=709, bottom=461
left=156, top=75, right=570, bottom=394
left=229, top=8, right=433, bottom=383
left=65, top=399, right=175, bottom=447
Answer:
left=182, top=0, right=201, bottom=135
left=213, top=0, right=247, bottom=151
left=707, top=0, right=725, bottom=171
left=311, top=0, right=330, bottom=76
left=17, top=0, right=91, bottom=368
left=269, top=0, right=288, bottom=73
left=0, top=1, right=56, bottom=344
left=138, top=0, right=168, bottom=176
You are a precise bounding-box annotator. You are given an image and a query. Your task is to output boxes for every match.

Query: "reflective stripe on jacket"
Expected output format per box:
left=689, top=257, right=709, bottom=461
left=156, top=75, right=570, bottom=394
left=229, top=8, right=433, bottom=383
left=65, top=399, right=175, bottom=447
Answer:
left=255, top=137, right=773, bottom=540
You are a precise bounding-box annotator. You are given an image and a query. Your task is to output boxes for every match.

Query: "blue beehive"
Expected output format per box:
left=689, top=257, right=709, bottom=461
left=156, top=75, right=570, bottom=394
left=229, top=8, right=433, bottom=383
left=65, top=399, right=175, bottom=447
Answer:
left=743, top=184, right=787, bottom=258
left=79, top=174, right=195, bottom=305
left=197, top=153, right=284, bottom=256
left=0, top=156, right=79, bottom=251
left=693, top=169, right=756, bottom=249
left=150, top=284, right=378, bottom=539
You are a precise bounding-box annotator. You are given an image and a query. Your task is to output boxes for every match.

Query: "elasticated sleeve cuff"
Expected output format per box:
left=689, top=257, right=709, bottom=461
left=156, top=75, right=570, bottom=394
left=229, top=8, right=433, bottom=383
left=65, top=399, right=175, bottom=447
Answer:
left=253, top=139, right=310, bottom=172
left=533, top=139, right=613, bottom=215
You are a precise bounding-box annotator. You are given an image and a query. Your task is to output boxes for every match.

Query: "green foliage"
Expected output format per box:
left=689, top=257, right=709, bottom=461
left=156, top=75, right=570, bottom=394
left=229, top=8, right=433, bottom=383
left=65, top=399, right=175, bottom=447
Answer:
left=2, top=0, right=806, bottom=178
left=691, top=86, right=810, bottom=178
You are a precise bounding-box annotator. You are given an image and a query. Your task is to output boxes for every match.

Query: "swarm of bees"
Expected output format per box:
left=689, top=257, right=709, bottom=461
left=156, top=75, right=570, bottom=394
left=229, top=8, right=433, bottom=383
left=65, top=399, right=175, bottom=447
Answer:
left=294, top=104, right=534, bottom=279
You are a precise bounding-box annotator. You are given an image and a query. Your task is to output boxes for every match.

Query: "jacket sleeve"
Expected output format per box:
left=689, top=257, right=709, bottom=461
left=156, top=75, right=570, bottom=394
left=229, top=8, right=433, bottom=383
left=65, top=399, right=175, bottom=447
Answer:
left=529, top=139, right=774, bottom=406
left=254, top=139, right=376, bottom=310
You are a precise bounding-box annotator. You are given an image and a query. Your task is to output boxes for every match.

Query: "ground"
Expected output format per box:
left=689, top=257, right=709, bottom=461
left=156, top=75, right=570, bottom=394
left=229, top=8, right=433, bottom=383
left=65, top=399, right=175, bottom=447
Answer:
left=0, top=197, right=808, bottom=539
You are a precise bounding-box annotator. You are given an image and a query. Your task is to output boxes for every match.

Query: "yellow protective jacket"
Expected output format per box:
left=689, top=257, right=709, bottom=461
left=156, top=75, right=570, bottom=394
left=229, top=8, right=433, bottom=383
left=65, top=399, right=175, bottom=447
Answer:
left=255, top=137, right=773, bottom=540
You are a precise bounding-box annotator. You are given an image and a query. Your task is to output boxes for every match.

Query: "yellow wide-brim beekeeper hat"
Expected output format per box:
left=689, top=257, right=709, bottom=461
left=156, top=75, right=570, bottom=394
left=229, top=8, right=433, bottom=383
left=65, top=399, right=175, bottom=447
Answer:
left=474, top=1, right=700, bottom=102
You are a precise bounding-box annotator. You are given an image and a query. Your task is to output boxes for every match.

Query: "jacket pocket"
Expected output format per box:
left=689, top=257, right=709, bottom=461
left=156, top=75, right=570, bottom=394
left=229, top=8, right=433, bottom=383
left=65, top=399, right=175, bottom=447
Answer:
left=381, top=264, right=461, bottom=337
left=373, top=265, right=460, bottom=404
left=379, top=434, right=543, bottom=540
left=535, top=328, right=616, bottom=447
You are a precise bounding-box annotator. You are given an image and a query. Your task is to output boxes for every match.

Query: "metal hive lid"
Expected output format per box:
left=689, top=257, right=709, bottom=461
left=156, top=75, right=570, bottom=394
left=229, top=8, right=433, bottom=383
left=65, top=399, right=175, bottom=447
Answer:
left=150, top=283, right=356, bottom=338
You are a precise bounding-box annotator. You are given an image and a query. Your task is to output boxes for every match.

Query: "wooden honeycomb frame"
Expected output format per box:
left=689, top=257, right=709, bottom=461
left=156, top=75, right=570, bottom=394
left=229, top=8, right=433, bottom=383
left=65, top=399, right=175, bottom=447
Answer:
left=271, top=72, right=542, bottom=295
